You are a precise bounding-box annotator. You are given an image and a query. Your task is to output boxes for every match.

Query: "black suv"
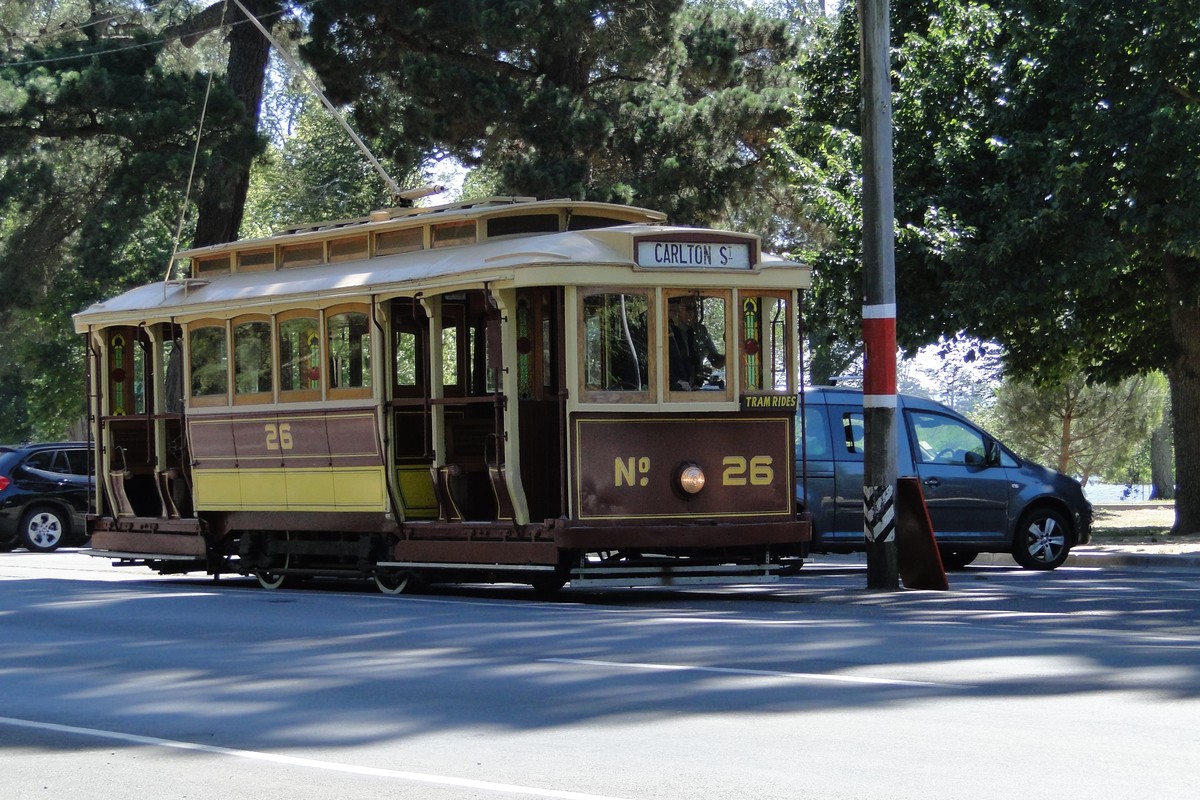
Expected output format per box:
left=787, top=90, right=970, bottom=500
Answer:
left=0, top=442, right=94, bottom=552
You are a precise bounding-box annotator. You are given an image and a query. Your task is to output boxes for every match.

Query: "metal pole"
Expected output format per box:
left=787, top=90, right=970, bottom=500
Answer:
left=859, top=0, right=899, bottom=589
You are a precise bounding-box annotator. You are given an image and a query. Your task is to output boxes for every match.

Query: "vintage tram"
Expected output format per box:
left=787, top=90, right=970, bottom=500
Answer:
left=73, top=196, right=811, bottom=591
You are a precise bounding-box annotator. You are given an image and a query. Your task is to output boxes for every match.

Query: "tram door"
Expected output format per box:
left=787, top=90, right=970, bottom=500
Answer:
left=99, top=323, right=189, bottom=519
left=514, top=288, right=565, bottom=521
left=390, top=300, right=438, bottom=518
left=436, top=291, right=507, bottom=521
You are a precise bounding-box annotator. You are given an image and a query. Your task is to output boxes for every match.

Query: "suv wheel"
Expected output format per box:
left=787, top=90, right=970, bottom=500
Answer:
left=20, top=506, right=68, bottom=553
left=1012, top=508, right=1071, bottom=570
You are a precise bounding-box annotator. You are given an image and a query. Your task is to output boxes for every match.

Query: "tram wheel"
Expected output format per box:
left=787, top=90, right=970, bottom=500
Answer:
left=530, top=574, right=567, bottom=594
left=256, top=565, right=289, bottom=590
left=374, top=571, right=412, bottom=595
left=255, top=533, right=291, bottom=589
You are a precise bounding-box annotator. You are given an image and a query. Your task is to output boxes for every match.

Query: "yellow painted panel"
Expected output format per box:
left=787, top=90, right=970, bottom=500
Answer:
left=194, top=470, right=242, bottom=510
left=397, top=465, right=438, bottom=518
left=286, top=469, right=337, bottom=510
left=193, top=467, right=387, bottom=512
left=242, top=470, right=288, bottom=509
left=333, top=468, right=388, bottom=511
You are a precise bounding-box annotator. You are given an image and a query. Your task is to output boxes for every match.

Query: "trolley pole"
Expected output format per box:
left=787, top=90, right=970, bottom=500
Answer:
left=860, top=0, right=900, bottom=589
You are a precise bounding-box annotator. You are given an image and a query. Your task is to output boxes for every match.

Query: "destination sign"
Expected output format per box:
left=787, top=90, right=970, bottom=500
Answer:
left=637, top=240, right=752, bottom=269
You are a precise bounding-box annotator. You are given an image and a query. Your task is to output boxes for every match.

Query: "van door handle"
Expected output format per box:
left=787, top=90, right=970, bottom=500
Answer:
left=923, top=478, right=941, bottom=488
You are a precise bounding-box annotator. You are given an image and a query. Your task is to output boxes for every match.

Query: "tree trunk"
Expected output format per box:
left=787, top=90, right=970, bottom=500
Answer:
left=1057, top=410, right=1072, bottom=475
left=191, top=0, right=280, bottom=248
left=1150, top=417, right=1174, bottom=500
left=1165, top=254, right=1200, bottom=536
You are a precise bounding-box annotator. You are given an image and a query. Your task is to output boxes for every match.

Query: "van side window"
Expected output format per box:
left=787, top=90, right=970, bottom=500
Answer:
left=840, top=411, right=865, bottom=455
left=907, top=411, right=988, bottom=465
left=796, top=404, right=831, bottom=459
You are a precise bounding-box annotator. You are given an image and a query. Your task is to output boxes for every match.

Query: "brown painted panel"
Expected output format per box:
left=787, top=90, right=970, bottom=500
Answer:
left=189, top=410, right=381, bottom=470
left=91, top=529, right=206, bottom=556
left=572, top=413, right=794, bottom=521
left=189, top=415, right=238, bottom=469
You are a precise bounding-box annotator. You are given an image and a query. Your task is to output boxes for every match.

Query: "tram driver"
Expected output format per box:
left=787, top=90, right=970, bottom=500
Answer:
left=668, top=296, right=725, bottom=390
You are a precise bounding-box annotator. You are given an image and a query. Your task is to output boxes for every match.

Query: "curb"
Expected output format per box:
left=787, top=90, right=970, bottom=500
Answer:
left=1064, top=550, right=1200, bottom=570
left=808, top=549, right=1200, bottom=571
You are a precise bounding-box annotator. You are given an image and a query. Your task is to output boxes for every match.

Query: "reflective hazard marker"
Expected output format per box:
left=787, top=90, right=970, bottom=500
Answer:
left=864, top=483, right=896, bottom=544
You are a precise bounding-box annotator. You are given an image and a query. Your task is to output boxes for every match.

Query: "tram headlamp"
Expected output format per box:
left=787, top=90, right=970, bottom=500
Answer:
left=677, top=463, right=706, bottom=495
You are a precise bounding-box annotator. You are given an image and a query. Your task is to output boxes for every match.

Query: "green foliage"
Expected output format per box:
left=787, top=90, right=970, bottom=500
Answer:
left=302, top=0, right=800, bottom=224
left=0, top=1, right=247, bottom=441
left=781, top=0, right=1199, bottom=529
left=988, top=372, right=1168, bottom=483
left=243, top=102, right=398, bottom=237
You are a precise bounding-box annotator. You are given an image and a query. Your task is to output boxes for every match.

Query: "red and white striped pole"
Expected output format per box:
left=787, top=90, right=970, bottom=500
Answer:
left=860, top=0, right=899, bottom=588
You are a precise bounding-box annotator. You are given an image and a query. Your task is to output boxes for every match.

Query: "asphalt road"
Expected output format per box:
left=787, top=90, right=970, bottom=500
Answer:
left=1, top=551, right=1198, bottom=800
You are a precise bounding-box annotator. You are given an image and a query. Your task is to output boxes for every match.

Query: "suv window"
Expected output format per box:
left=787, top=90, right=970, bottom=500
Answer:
left=25, top=450, right=67, bottom=473
left=64, top=449, right=91, bottom=475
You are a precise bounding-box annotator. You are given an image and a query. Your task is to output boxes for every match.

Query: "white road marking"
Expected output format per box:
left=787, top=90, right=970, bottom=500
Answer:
left=539, top=658, right=964, bottom=688
left=0, top=715, right=636, bottom=800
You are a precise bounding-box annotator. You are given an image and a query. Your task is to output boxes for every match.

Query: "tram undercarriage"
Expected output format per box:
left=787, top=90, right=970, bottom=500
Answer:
left=87, top=516, right=808, bottom=592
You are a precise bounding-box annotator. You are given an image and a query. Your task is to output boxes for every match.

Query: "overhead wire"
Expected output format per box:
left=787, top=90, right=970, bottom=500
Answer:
left=1, top=0, right=319, bottom=69
left=162, top=0, right=231, bottom=286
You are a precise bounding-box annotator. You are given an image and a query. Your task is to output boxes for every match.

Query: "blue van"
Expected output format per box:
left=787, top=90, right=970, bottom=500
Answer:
left=796, top=387, right=1092, bottom=569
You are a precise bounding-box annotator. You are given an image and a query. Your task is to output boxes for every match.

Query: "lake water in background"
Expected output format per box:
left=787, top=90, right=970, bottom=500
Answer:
left=1084, top=483, right=1156, bottom=503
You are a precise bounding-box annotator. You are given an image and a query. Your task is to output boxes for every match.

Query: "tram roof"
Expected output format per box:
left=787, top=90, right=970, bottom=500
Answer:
left=73, top=199, right=810, bottom=330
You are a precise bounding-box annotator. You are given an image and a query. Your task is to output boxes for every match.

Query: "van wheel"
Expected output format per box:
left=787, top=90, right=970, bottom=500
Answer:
left=21, top=507, right=68, bottom=552
left=1012, top=508, right=1071, bottom=570
left=940, top=550, right=977, bottom=570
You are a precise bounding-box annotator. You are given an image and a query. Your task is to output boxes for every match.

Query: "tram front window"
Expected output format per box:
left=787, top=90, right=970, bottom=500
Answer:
left=667, top=293, right=727, bottom=392
left=582, top=292, right=649, bottom=393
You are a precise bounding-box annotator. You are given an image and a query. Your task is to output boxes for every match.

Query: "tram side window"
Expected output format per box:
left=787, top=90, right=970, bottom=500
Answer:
left=189, top=325, right=228, bottom=402
left=164, top=333, right=184, bottom=413
left=392, top=300, right=429, bottom=397
left=582, top=292, right=649, bottom=394
left=442, top=326, right=459, bottom=388
left=740, top=294, right=790, bottom=392
left=279, top=314, right=321, bottom=398
left=233, top=319, right=273, bottom=400
left=328, top=309, right=372, bottom=393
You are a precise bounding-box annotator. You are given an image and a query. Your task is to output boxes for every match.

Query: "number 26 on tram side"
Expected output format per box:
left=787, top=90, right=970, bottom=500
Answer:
left=73, top=196, right=812, bottom=593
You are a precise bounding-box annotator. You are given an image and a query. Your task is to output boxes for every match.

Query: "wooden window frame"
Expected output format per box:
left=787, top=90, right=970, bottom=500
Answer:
left=736, top=290, right=794, bottom=396
left=326, top=302, right=374, bottom=401
left=578, top=288, right=655, bottom=405
left=277, top=309, right=323, bottom=403
left=664, top=289, right=733, bottom=403
left=187, top=318, right=231, bottom=408
left=232, top=314, right=274, bottom=406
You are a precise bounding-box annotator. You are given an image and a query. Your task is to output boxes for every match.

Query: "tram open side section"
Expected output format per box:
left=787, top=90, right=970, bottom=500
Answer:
left=74, top=198, right=812, bottom=590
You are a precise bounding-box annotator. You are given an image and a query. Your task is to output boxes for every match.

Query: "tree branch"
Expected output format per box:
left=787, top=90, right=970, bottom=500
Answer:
left=160, top=1, right=233, bottom=49
left=1166, top=80, right=1200, bottom=106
